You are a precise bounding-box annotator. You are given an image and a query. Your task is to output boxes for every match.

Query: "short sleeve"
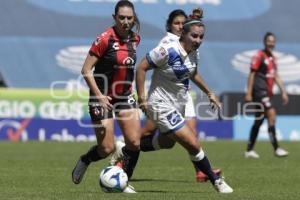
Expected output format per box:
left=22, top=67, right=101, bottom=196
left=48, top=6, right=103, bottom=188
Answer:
left=251, top=51, right=263, bottom=71
left=134, top=33, right=141, bottom=47
left=146, top=46, right=169, bottom=68
left=89, top=33, right=109, bottom=58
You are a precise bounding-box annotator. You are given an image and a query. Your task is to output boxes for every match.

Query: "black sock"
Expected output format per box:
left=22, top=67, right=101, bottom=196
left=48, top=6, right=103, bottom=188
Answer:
left=192, top=162, right=200, bottom=172
left=81, top=145, right=102, bottom=165
left=268, top=126, right=279, bottom=150
left=247, top=124, right=260, bottom=151
left=140, top=135, right=155, bottom=152
left=192, top=156, right=219, bottom=184
left=122, top=147, right=140, bottom=179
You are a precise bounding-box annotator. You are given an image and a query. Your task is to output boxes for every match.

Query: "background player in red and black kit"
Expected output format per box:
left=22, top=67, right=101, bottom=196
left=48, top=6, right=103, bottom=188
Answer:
left=72, top=0, right=141, bottom=192
left=244, top=32, right=289, bottom=158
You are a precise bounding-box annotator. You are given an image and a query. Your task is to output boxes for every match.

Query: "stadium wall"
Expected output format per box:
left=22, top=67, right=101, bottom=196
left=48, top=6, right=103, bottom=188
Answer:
left=1, top=89, right=300, bottom=142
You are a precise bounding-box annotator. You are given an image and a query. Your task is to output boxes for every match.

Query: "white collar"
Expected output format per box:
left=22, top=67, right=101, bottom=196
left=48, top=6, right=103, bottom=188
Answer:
left=166, top=32, right=179, bottom=40
left=176, top=40, right=188, bottom=57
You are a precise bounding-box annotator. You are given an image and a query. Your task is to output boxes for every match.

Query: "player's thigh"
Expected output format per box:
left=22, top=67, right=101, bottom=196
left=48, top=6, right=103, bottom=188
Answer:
left=168, top=125, right=200, bottom=155
left=141, top=119, right=157, bottom=136
left=117, top=108, right=141, bottom=149
left=185, top=117, right=197, bottom=137
left=93, top=119, right=115, bottom=154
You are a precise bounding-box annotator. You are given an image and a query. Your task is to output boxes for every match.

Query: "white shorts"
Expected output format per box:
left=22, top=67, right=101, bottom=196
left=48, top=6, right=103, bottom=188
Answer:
left=184, top=92, right=196, bottom=118
left=147, top=97, right=185, bottom=134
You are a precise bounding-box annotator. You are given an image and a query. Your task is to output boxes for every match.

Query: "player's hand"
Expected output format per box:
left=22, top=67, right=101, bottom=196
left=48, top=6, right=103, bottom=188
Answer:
left=245, top=92, right=252, bottom=102
left=138, top=97, right=148, bottom=114
left=282, top=92, right=289, bottom=105
left=98, top=95, right=113, bottom=110
left=208, top=92, right=221, bottom=110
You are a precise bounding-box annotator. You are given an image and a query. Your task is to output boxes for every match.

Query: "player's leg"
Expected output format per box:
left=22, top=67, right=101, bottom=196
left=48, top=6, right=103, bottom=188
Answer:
left=185, top=92, right=222, bottom=182
left=116, top=108, right=141, bottom=179
left=109, top=118, right=157, bottom=166
left=168, top=125, right=218, bottom=183
left=72, top=106, right=115, bottom=184
left=141, top=118, right=157, bottom=137
left=186, top=117, right=197, bottom=136
left=185, top=117, right=222, bottom=182
left=148, top=100, right=232, bottom=192
left=184, top=91, right=198, bottom=136
left=140, top=119, right=162, bottom=151
left=112, top=96, right=191, bottom=154
left=111, top=118, right=175, bottom=164
left=265, top=107, right=289, bottom=157
left=168, top=124, right=233, bottom=193
left=265, top=107, right=278, bottom=150
left=245, top=107, right=264, bottom=158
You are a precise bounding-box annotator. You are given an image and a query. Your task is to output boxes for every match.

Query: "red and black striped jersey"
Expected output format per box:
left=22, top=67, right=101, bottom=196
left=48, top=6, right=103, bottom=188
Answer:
left=251, top=50, right=277, bottom=97
left=89, top=27, right=140, bottom=99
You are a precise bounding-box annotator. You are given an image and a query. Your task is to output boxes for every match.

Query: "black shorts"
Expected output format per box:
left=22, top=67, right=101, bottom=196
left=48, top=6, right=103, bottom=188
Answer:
left=89, top=95, right=137, bottom=121
left=253, top=92, right=273, bottom=110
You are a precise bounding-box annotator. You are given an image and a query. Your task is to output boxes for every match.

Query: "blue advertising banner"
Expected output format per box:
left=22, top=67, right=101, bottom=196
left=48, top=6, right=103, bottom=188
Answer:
left=196, top=120, right=233, bottom=140
left=0, top=118, right=233, bottom=142
left=0, top=118, right=95, bottom=142
left=234, top=116, right=300, bottom=141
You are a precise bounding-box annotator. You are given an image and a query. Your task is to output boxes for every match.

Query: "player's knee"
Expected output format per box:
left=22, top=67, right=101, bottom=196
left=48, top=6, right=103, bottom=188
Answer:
left=100, top=144, right=115, bottom=157
left=254, top=119, right=263, bottom=128
left=125, top=139, right=140, bottom=151
left=186, top=141, right=200, bottom=155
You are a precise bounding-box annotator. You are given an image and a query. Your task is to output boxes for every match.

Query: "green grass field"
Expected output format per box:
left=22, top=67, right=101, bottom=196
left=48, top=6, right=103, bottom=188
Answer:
left=1, top=141, right=299, bottom=200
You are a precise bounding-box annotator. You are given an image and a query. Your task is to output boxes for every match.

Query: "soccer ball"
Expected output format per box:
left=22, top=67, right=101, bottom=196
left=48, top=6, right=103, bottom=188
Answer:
left=99, top=166, right=128, bottom=193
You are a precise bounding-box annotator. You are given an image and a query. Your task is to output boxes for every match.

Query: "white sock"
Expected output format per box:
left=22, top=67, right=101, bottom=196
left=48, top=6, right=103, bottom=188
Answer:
left=190, top=148, right=205, bottom=161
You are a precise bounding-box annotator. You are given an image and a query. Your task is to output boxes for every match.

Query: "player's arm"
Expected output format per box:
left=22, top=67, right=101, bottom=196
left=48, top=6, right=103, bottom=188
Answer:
left=245, top=52, right=261, bottom=102
left=245, top=71, right=255, bottom=102
left=136, top=57, right=152, bottom=113
left=274, top=71, right=289, bottom=105
left=190, top=70, right=221, bottom=109
left=81, top=53, right=112, bottom=110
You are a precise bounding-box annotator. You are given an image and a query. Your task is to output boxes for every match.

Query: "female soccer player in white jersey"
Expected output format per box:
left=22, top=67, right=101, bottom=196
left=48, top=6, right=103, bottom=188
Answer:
left=110, top=9, right=220, bottom=182
left=135, top=18, right=233, bottom=193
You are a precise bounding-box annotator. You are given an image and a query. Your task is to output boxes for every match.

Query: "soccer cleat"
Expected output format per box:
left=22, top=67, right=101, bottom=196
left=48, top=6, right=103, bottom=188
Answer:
left=72, top=158, right=88, bottom=184
left=109, top=140, right=125, bottom=166
left=214, top=178, right=233, bottom=193
left=244, top=150, right=260, bottom=159
left=123, top=184, right=137, bottom=193
left=275, top=148, right=289, bottom=157
left=196, top=169, right=222, bottom=182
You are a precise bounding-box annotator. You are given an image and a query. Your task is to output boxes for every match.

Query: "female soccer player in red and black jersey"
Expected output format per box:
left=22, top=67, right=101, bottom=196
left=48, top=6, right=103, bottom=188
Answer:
left=244, top=32, right=289, bottom=158
left=72, top=0, right=140, bottom=192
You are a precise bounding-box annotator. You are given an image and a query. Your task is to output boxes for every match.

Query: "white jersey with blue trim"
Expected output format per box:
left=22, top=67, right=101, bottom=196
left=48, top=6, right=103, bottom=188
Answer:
left=158, top=32, right=197, bottom=118
left=146, top=40, right=198, bottom=109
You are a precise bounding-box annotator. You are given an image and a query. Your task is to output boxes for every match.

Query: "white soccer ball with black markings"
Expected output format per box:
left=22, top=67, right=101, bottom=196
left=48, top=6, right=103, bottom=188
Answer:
left=99, top=166, right=128, bottom=193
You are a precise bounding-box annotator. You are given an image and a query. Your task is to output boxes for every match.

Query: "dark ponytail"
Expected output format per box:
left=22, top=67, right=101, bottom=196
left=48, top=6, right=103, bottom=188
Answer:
left=189, top=7, right=204, bottom=20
